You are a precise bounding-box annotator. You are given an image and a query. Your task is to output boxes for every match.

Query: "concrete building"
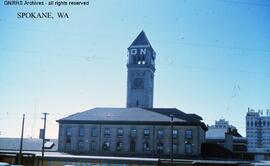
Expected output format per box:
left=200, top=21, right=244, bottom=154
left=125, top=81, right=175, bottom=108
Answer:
left=57, top=108, right=207, bottom=157
left=246, top=108, right=270, bottom=152
left=57, top=31, right=207, bottom=157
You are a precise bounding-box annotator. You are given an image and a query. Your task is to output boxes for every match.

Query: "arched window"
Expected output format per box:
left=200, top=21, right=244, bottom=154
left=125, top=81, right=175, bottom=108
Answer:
left=143, top=141, right=150, bottom=152
left=103, top=141, right=110, bottom=151
left=157, top=142, right=163, bottom=154
left=90, top=141, right=97, bottom=152
left=116, top=141, right=123, bottom=151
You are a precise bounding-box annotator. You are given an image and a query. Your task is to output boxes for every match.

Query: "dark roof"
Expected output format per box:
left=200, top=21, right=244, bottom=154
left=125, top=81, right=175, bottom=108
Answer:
left=145, top=108, right=208, bottom=131
left=145, top=108, right=201, bottom=122
left=129, top=30, right=152, bottom=47
left=57, top=107, right=207, bottom=131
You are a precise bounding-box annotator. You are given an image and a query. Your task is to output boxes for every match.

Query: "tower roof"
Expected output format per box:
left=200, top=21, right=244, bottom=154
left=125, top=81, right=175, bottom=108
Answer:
left=130, top=30, right=152, bottom=47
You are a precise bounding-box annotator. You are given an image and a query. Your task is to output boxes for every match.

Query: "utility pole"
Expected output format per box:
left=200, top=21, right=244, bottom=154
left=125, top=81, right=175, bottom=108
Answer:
left=41, top=112, right=48, bottom=166
left=170, top=114, right=174, bottom=166
left=18, top=114, right=25, bottom=165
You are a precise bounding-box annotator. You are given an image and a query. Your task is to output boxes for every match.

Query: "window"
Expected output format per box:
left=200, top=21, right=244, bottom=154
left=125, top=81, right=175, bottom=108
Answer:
left=79, top=127, right=85, bottom=137
left=104, top=128, right=110, bottom=137
left=117, top=128, right=124, bottom=137
left=103, top=141, right=110, bottom=151
left=130, top=140, right=136, bottom=152
left=157, top=142, right=163, bottom=153
left=65, top=144, right=71, bottom=151
left=143, top=141, right=150, bottom=152
left=157, top=129, right=164, bottom=139
left=66, top=127, right=72, bottom=136
left=91, top=128, right=97, bottom=137
left=144, top=129, right=150, bottom=137
left=66, top=127, right=72, bottom=143
left=173, top=143, right=178, bottom=153
left=78, top=141, right=84, bottom=151
left=66, top=137, right=71, bottom=143
left=185, top=143, right=192, bottom=154
left=116, top=141, right=123, bottom=151
left=185, top=130, right=192, bottom=139
left=251, top=121, right=253, bottom=127
left=130, top=128, right=137, bottom=138
left=173, top=129, right=178, bottom=139
left=247, top=122, right=249, bottom=127
left=136, top=100, right=139, bottom=107
left=90, top=141, right=97, bottom=152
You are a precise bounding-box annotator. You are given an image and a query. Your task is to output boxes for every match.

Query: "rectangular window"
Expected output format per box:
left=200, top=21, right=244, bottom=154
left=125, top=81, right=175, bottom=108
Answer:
left=78, top=141, right=84, bottom=151
left=185, top=129, right=192, bottom=139
left=66, top=127, right=72, bottom=136
left=173, top=143, right=178, bottom=153
left=79, top=127, right=85, bottom=137
left=65, top=144, right=71, bottom=152
left=66, top=127, right=72, bottom=143
left=157, top=129, right=164, bottom=139
left=144, top=129, right=150, bottom=137
left=130, top=140, right=136, bottom=152
left=117, top=128, right=124, bottom=137
left=130, top=128, right=137, bottom=138
left=91, top=141, right=97, bottom=152
left=104, top=128, right=111, bottom=137
left=173, top=129, right=178, bottom=139
left=185, top=143, right=192, bottom=154
left=66, top=137, right=71, bottom=143
left=91, top=128, right=97, bottom=137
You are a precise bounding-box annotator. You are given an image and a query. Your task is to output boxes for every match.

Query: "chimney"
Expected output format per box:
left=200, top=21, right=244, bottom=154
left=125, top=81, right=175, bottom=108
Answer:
left=224, top=128, right=233, bottom=151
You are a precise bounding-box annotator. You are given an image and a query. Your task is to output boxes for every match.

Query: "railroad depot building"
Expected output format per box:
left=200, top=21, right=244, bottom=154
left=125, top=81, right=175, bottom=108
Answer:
left=57, top=31, right=207, bottom=157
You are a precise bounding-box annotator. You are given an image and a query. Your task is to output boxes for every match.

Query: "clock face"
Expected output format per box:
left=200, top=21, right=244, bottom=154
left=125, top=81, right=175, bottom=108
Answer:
left=132, top=78, right=144, bottom=89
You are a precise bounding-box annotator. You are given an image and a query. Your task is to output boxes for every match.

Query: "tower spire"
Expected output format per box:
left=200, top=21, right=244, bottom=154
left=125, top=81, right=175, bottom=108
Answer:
left=130, top=30, right=152, bottom=47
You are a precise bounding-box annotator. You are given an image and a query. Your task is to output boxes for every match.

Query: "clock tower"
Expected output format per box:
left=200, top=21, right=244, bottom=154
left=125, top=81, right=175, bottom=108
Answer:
left=126, top=31, right=156, bottom=108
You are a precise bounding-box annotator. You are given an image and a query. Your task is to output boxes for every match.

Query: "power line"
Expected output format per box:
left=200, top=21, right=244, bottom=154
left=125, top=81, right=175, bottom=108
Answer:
left=215, top=0, right=270, bottom=8
left=1, top=25, right=270, bottom=54
left=0, top=46, right=269, bottom=76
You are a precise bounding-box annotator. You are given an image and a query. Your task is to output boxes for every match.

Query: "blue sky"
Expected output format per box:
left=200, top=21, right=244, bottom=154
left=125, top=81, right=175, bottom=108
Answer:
left=0, top=0, right=269, bottom=138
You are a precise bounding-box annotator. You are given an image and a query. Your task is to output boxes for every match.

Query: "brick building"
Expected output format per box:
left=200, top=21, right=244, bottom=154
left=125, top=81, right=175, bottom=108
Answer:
left=57, top=31, right=207, bottom=157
